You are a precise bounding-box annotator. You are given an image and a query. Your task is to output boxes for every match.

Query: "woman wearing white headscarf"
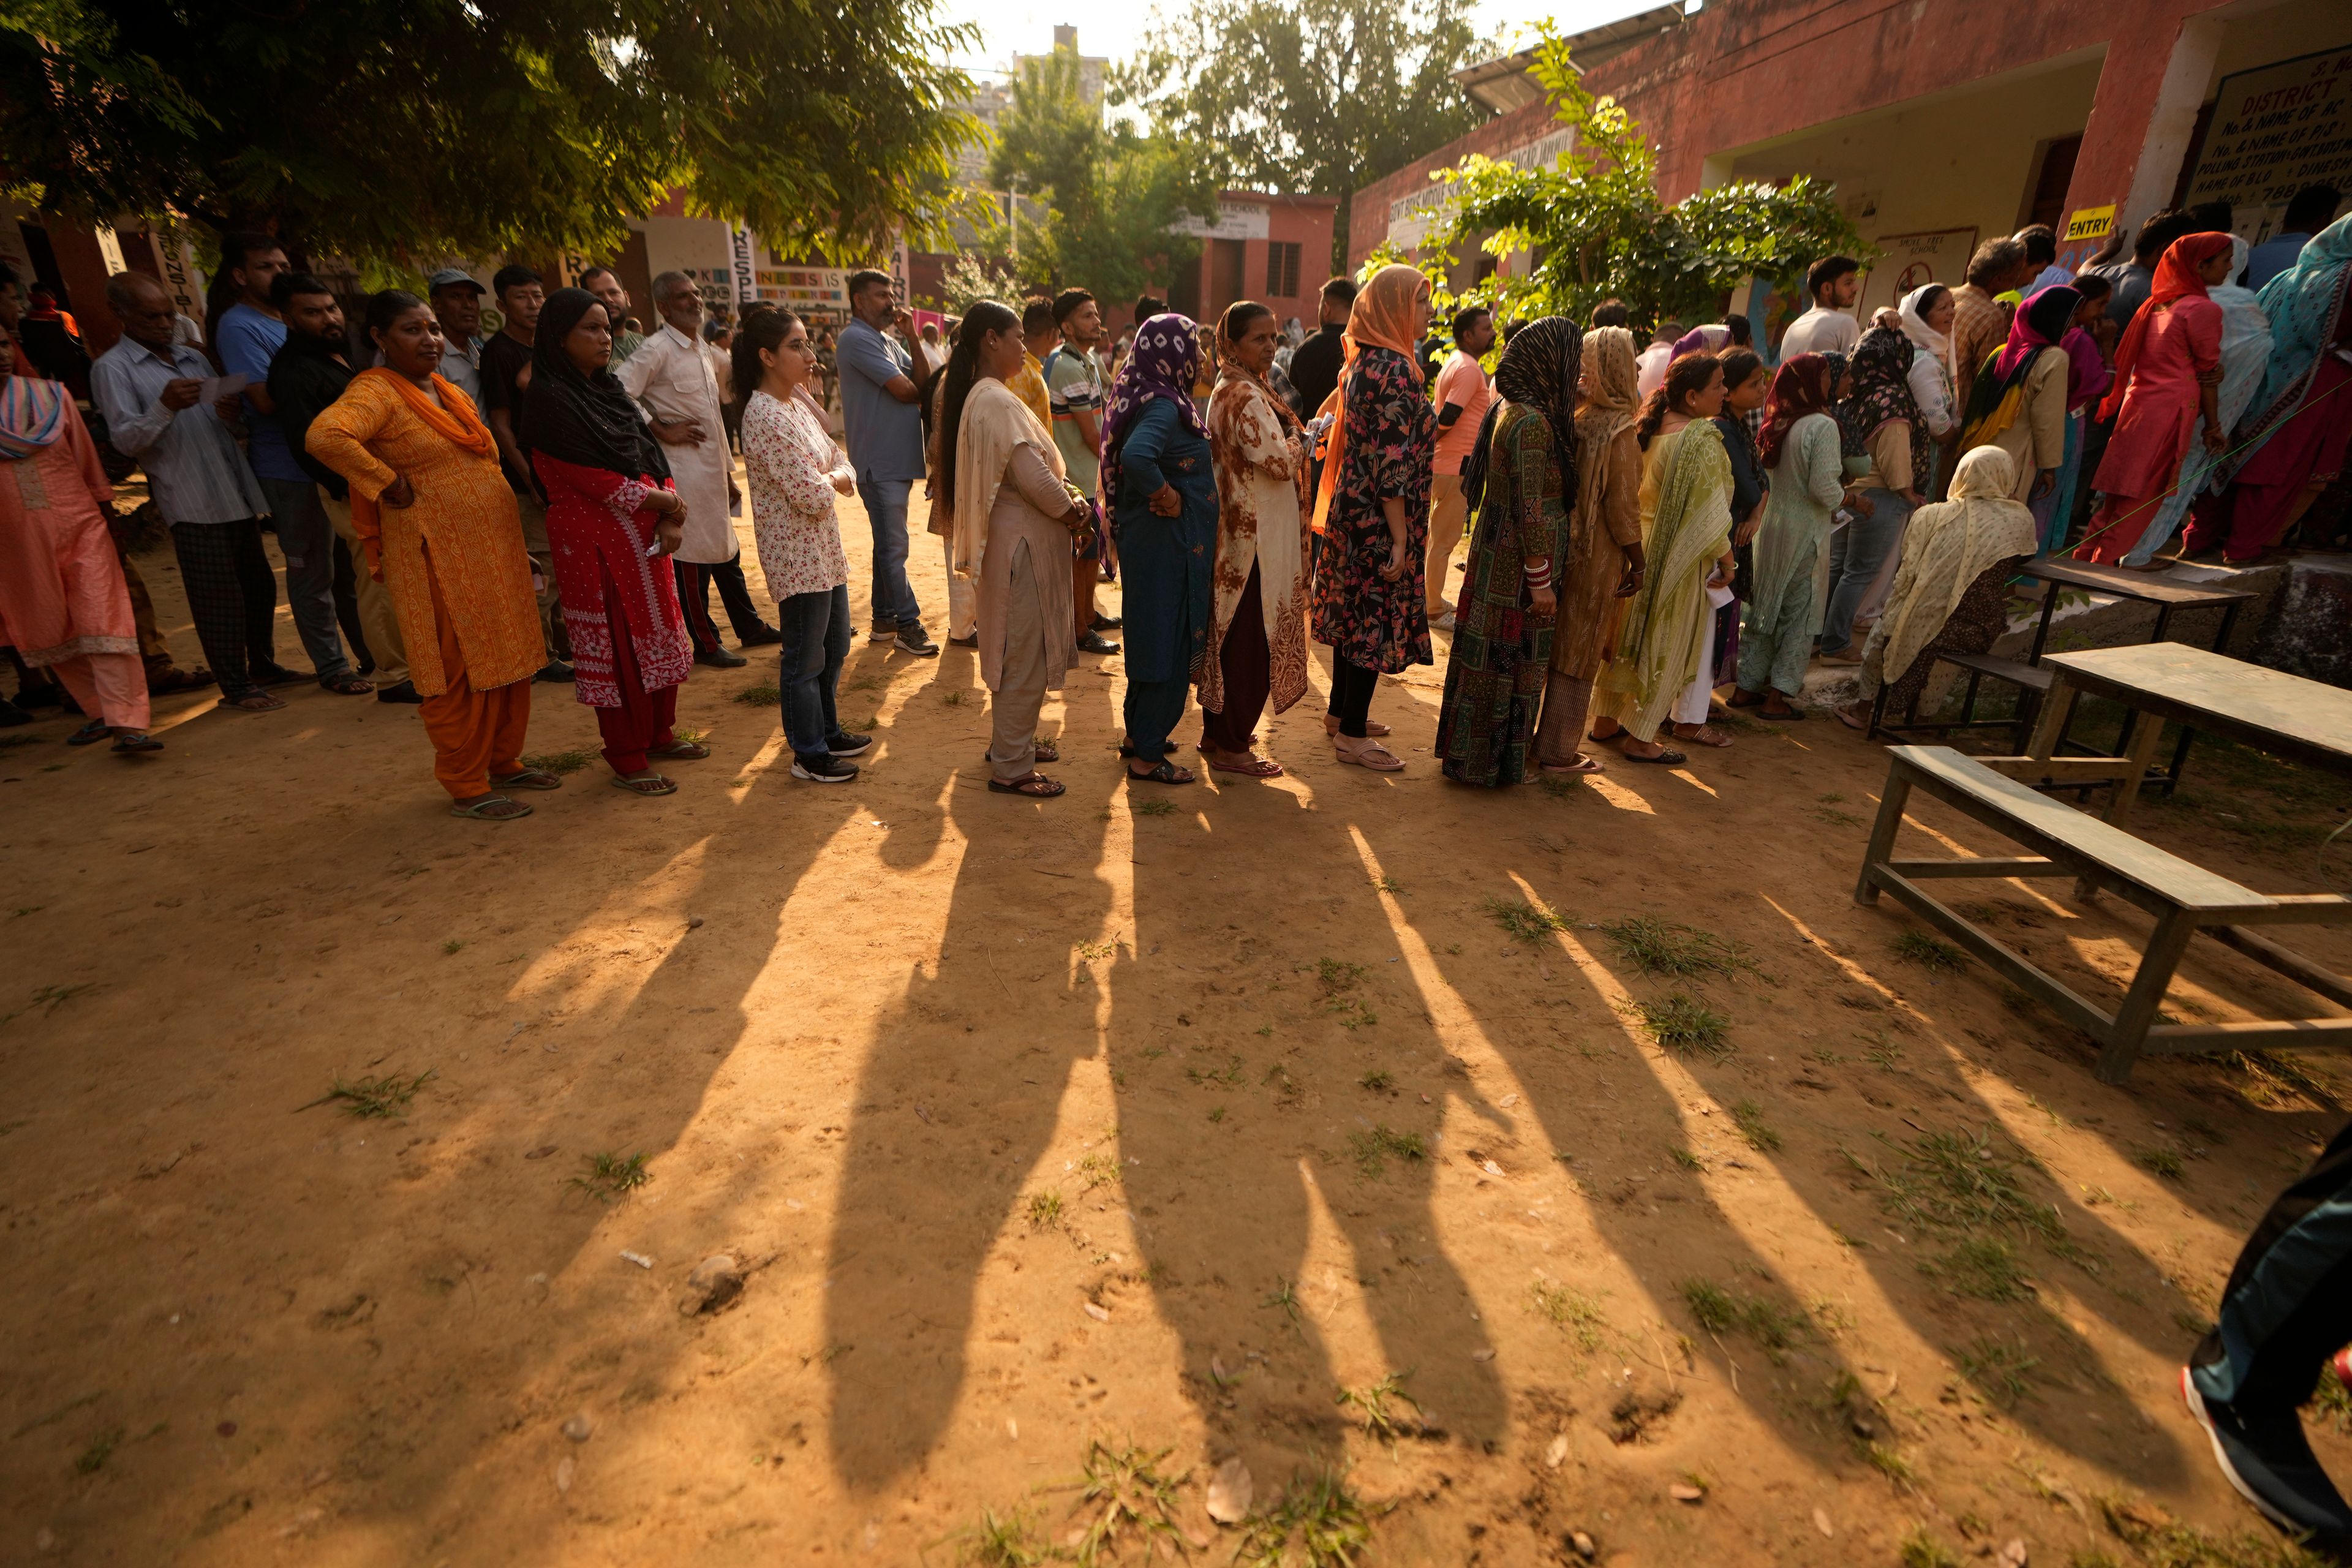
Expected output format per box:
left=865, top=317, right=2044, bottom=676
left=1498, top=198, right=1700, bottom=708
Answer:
left=2118, top=235, right=2272, bottom=567
left=1897, top=285, right=1959, bottom=448
left=1834, top=445, right=2036, bottom=728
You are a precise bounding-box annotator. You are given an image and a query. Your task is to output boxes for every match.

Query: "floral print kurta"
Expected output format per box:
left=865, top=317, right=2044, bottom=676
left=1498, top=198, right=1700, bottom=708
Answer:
left=1309, top=344, right=1434, bottom=674
left=1202, top=371, right=1311, bottom=714
left=742, top=390, right=852, bottom=600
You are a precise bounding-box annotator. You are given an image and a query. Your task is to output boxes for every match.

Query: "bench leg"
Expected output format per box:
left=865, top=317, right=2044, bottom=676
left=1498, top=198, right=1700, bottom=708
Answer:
left=2027, top=676, right=2074, bottom=766
left=2096, top=907, right=2196, bottom=1084
left=1855, top=767, right=1913, bottom=905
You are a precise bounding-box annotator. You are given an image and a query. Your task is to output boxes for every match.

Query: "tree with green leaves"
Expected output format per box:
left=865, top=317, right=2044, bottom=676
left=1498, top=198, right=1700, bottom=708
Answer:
left=0, top=0, right=979, bottom=267
left=981, top=48, right=1217, bottom=305
left=1121, top=0, right=1493, bottom=276
left=1399, top=29, right=1866, bottom=334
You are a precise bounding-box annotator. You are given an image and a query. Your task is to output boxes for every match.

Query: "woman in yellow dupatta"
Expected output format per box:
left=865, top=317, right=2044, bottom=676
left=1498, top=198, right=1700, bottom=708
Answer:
left=306, top=290, right=546, bottom=820
left=1591, top=353, right=1733, bottom=763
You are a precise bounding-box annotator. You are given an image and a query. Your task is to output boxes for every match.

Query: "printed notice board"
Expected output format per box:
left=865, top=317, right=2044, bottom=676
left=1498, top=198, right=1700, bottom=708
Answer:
left=2184, top=43, right=2352, bottom=241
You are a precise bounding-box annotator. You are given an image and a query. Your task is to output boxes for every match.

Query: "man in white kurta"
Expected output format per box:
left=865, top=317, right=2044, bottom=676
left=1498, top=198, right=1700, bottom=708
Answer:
left=620, top=271, right=778, bottom=665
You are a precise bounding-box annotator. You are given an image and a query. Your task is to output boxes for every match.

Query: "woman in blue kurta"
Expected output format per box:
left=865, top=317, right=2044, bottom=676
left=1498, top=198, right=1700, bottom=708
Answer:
left=1102, top=313, right=1218, bottom=783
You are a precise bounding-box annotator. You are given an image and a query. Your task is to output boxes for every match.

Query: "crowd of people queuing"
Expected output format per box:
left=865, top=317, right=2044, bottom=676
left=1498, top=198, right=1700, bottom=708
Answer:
left=2, top=190, right=2350, bottom=812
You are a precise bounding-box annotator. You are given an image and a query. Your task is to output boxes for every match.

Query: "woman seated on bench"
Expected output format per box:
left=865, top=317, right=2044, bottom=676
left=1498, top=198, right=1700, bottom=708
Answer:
left=1836, top=447, right=2037, bottom=730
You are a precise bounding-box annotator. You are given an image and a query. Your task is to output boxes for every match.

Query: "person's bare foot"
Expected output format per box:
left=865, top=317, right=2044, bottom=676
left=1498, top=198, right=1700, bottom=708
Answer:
left=1834, top=699, right=1871, bottom=730
left=1204, top=748, right=1283, bottom=777
left=1672, top=722, right=1732, bottom=748
left=1324, top=714, right=1392, bottom=739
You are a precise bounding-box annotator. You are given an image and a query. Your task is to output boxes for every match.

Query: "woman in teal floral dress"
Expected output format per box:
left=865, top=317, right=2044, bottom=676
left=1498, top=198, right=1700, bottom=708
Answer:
left=1435, top=318, right=1578, bottom=786
left=1306, top=263, right=1435, bottom=771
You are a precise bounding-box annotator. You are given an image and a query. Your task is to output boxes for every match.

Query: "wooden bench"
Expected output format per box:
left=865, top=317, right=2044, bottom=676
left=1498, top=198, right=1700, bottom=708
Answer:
left=1867, top=650, right=2051, bottom=750
left=1854, top=745, right=2352, bottom=1083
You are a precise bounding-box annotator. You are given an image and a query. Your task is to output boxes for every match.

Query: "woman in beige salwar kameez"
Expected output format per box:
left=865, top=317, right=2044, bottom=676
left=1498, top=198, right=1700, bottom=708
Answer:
left=1591, top=353, right=1734, bottom=764
left=1534, top=324, right=1646, bottom=773
left=1199, top=301, right=1311, bottom=778
left=940, top=300, right=1085, bottom=799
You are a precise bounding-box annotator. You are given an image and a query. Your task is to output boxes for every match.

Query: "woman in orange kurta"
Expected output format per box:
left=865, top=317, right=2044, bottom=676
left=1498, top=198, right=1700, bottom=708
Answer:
left=306, top=291, right=548, bottom=820
left=0, top=324, right=159, bottom=750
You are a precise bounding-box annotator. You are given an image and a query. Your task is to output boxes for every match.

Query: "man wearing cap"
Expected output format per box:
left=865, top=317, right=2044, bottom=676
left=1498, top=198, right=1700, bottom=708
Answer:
left=424, top=268, right=488, bottom=404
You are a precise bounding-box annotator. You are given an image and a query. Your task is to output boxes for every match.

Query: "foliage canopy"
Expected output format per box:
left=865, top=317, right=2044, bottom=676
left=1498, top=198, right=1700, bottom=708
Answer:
left=0, top=0, right=980, bottom=266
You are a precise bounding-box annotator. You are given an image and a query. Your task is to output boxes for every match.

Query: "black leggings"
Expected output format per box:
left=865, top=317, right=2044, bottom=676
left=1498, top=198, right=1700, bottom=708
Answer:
left=1326, top=654, right=1379, bottom=739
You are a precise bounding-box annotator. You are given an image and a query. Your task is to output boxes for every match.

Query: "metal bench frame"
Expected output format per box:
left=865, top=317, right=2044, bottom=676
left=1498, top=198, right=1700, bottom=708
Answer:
left=1854, top=745, right=2352, bottom=1083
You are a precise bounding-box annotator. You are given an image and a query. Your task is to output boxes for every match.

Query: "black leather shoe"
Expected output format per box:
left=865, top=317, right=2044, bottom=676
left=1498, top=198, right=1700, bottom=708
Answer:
left=376, top=680, right=424, bottom=704
left=695, top=646, right=748, bottom=668
left=1090, top=613, right=1123, bottom=631
left=736, top=626, right=783, bottom=647
left=1079, top=631, right=1121, bottom=655
left=534, top=660, right=576, bottom=683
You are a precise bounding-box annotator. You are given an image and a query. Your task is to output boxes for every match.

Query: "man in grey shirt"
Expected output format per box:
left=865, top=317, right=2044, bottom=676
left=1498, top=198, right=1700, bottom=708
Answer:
left=835, top=268, right=935, bottom=656
left=424, top=268, right=486, bottom=402
left=91, top=272, right=293, bottom=711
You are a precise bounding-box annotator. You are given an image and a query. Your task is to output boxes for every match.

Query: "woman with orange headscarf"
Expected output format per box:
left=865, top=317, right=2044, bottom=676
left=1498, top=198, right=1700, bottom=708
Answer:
left=1306, top=263, right=1436, bottom=771
left=2075, top=232, right=2234, bottom=563
left=307, top=290, right=548, bottom=820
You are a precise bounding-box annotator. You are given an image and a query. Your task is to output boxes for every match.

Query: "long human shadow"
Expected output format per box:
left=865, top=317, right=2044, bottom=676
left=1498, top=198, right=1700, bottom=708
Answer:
left=1390, top=758, right=2195, bottom=1480
left=821, top=689, right=1121, bottom=1488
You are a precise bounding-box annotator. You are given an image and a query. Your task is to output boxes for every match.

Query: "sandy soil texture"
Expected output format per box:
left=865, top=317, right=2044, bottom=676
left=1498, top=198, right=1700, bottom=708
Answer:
left=3, top=485, right=2350, bottom=1567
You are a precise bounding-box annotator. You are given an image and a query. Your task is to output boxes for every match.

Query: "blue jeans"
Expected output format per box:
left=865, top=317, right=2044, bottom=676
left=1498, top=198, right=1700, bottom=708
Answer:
left=1821, top=488, right=1915, bottom=654
left=259, top=475, right=353, bottom=679
left=857, top=475, right=921, bottom=631
left=777, top=584, right=850, bottom=759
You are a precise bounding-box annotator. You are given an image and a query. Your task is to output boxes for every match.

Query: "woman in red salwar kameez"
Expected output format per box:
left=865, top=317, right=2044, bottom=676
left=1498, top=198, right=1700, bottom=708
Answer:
left=521, top=288, right=704, bottom=795
left=0, top=323, right=160, bottom=753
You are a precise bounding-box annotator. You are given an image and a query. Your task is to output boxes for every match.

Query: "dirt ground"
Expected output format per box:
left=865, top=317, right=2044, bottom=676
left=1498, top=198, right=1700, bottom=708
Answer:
left=5, top=477, right=2352, bottom=1568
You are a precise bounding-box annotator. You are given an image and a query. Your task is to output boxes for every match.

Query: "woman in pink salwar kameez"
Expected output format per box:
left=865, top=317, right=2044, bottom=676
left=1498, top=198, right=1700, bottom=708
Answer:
left=0, top=323, right=160, bottom=753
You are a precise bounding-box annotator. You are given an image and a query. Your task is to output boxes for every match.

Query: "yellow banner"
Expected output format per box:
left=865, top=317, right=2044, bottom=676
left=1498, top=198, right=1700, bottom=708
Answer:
left=2064, top=205, right=2116, bottom=243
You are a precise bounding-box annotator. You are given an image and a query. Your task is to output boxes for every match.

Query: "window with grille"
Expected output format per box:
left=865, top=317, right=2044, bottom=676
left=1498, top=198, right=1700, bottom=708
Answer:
left=1265, top=242, right=1301, bottom=299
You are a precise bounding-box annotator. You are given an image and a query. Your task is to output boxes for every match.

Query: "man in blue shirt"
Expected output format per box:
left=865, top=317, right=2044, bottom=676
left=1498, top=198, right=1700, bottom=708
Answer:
left=2246, top=185, right=2343, bottom=291
left=835, top=268, right=935, bottom=656
left=213, top=232, right=368, bottom=694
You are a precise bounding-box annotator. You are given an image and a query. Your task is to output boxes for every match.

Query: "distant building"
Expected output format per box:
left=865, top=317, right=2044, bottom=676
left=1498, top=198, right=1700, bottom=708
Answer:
left=1166, top=192, right=1340, bottom=334
left=1017, top=25, right=1109, bottom=108
left=1354, top=0, right=2352, bottom=344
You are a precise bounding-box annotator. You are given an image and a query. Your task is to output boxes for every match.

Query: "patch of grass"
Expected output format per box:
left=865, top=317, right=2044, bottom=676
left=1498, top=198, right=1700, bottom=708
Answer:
left=74, top=1425, right=125, bottom=1475
left=1600, top=916, right=1760, bottom=980
left=1373, top=875, right=1401, bottom=894
left=1900, top=1529, right=1961, bottom=1568
left=941, top=688, right=966, bottom=706
left=1346, top=1125, right=1426, bottom=1178
left=675, top=726, right=709, bottom=745
left=1358, top=1069, right=1392, bottom=1091
left=1335, top=1371, right=1422, bottom=1444
left=441, top=938, right=466, bottom=956
left=2308, top=1373, right=2352, bottom=1436
left=1486, top=897, right=1566, bottom=943
left=1894, top=929, right=1967, bottom=971
left=1024, top=1189, right=1063, bottom=1229
left=1262, top=1276, right=1302, bottom=1327
left=1185, top=1055, right=1245, bottom=1088
left=1863, top=1441, right=1918, bottom=1490
left=1861, top=1030, right=1904, bottom=1069
left=1726, top=1098, right=1781, bottom=1152
left=1232, top=1471, right=1374, bottom=1568
left=1852, top=1126, right=2067, bottom=1248
left=1530, top=1281, right=1606, bottom=1351
left=1068, top=1440, right=1188, bottom=1566
left=2132, top=1144, right=2187, bottom=1180
left=1074, top=938, right=1115, bottom=962
left=1638, top=991, right=1731, bottom=1057
left=2223, top=1048, right=2340, bottom=1110
left=1076, top=1153, right=1118, bottom=1191
left=731, top=684, right=782, bottom=706
left=570, top=1150, right=650, bottom=1202
left=0, top=733, right=39, bottom=750
left=957, top=1506, right=1047, bottom=1566
left=520, top=748, right=594, bottom=775
left=1316, top=959, right=1376, bottom=1030
left=1812, top=804, right=1865, bottom=827
left=1207, top=1106, right=1227, bottom=1123
left=1953, top=1334, right=2042, bottom=1408
left=1679, top=1278, right=1806, bottom=1357
left=1668, top=1146, right=1705, bottom=1172
left=1922, top=1235, right=2032, bottom=1302
left=1133, top=796, right=1176, bottom=817
left=2094, top=1491, right=2329, bottom=1567
left=305, top=1068, right=434, bottom=1120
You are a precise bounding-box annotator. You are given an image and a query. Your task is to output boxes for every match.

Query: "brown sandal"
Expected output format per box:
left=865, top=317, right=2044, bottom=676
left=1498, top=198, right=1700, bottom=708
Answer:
left=989, top=771, right=1065, bottom=797
left=610, top=772, right=677, bottom=796
left=646, top=739, right=709, bottom=761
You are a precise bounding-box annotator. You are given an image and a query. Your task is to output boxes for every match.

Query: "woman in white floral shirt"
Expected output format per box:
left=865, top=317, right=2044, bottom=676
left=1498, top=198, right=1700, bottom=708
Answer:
left=733, top=309, right=868, bottom=783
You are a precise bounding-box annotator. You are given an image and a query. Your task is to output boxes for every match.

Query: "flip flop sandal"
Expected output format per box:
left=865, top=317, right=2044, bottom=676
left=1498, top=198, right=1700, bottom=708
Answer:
left=988, top=772, right=1066, bottom=797
left=1539, top=756, right=1604, bottom=775
left=225, top=692, right=286, bottom=712
left=253, top=665, right=311, bottom=688
left=646, top=740, right=709, bottom=761
left=1127, top=760, right=1194, bottom=785
left=1675, top=726, right=1733, bottom=748
left=67, top=720, right=111, bottom=747
left=610, top=773, right=678, bottom=796
left=1033, top=740, right=1060, bottom=763
left=1334, top=742, right=1405, bottom=772
left=111, top=734, right=164, bottom=755
left=492, top=768, right=565, bottom=790
left=1208, top=756, right=1284, bottom=777
left=321, top=674, right=375, bottom=696
left=450, top=794, right=532, bottom=820
left=1621, top=747, right=1688, bottom=765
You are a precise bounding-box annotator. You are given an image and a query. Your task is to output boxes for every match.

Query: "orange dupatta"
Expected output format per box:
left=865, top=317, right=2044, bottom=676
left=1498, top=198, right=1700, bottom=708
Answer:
left=1308, top=263, right=1433, bottom=536
left=345, top=368, right=497, bottom=575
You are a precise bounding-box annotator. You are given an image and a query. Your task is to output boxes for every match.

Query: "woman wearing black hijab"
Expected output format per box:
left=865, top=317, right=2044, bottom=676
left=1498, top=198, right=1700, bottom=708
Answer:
left=523, top=287, right=706, bottom=796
